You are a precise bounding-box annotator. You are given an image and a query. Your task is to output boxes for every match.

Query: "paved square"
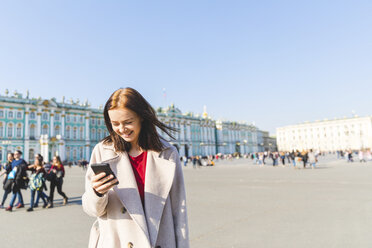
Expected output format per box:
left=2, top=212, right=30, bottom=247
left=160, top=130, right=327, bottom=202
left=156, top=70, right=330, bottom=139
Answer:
left=1, top=156, right=371, bottom=248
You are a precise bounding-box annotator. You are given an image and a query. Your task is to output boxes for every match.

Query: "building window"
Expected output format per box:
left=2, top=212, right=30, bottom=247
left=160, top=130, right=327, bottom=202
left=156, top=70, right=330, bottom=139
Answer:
left=98, top=129, right=102, bottom=140
left=0, top=110, right=4, bottom=118
left=42, top=124, right=49, bottom=135
left=98, top=119, right=101, bottom=126
left=0, top=122, right=3, bottom=137
left=0, top=147, right=2, bottom=161
left=17, top=111, right=22, bottom=119
left=7, top=123, right=13, bottom=138
left=8, top=111, right=14, bottom=119
left=73, top=115, right=77, bottom=123
left=91, top=129, right=96, bottom=140
left=30, top=124, right=36, bottom=139
left=80, top=127, right=84, bottom=140
left=55, top=125, right=60, bottom=136
left=66, top=147, right=70, bottom=160
left=91, top=118, right=95, bottom=125
left=66, top=126, right=70, bottom=139
left=73, top=148, right=77, bottom=160
left=16, top=123, right=22, bottom=138
left=55, top=114, right=60, bottom=121
left=42, top=113, right=48, bottom=121
left=80, top=147, right=84, bottom=159
left=66, top=115, right=70, bottom=122
left=30, top=112, right=36, bottom=120
left=79, top=116, right=83, bottom=123
left=73, top=127, right=77, bottom=139
left=29, top=149, right=35, bottom=164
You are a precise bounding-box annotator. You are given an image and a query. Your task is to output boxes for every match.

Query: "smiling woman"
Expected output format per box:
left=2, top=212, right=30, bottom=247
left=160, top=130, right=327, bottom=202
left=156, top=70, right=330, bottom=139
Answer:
left=82, top=87, right=190, bottom=248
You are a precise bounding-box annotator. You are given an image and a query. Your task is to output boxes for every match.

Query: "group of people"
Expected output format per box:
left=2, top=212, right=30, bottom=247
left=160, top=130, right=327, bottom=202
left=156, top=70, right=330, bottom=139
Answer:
left=251, top=150, right=319, bottom=169
left=337, top=149, right=372, bottom=163
left=0, top=150, right=68, bottom=212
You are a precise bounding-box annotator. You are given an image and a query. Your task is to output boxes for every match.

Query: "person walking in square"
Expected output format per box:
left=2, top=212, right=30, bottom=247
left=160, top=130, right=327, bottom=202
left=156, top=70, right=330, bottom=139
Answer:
left=27, top=154, right=48, bottom=211
left=46, top=155, right=68, bottom=208
left=82, top=88, right=189, bottom=248
left=6, top=150, right=28, bottom=211
left=0, top=153, right=14, bottom=208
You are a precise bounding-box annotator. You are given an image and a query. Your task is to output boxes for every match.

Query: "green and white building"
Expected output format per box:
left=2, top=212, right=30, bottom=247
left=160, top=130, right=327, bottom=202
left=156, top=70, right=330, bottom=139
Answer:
left=0, top=91, right=269, bottom=164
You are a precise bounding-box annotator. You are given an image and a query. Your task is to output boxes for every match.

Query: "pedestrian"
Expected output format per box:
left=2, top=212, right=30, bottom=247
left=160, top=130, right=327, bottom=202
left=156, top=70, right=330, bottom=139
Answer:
left=27, top=154, right=48, bottom=211
left=46, top=155, right=68, bottom=208
left=0, top=153, right=14, bottom=208
left=5, top=150, right=28, bottom=211
left=308, top=149, right=317, bottom=169
left=82, top=88, right=189, bottom=248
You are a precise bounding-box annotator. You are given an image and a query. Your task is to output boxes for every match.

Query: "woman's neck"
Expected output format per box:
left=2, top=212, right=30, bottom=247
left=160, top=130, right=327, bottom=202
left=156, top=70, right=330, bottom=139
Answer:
left=129, top=143, right=143, bottom=157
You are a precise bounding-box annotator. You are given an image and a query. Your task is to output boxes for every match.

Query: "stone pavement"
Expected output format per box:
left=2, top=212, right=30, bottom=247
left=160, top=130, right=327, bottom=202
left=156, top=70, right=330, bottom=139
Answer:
left=1, top=156, right=372, bottom=248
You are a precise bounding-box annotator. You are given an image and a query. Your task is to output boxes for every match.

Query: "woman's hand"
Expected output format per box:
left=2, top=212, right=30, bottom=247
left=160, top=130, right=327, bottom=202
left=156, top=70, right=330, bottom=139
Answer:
left=91, top=172, right=118, bottom=195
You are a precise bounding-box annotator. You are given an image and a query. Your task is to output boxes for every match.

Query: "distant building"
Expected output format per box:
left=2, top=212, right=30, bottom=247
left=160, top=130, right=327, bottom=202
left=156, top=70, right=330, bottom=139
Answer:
left=0, top=91, right=273, bottom=164
left=276, top=116, right=372, bottom=152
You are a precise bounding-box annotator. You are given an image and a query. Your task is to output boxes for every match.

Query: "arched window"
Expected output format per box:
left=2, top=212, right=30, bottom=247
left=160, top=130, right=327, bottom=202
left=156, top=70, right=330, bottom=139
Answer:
left=42, top=112, right=48, bottom=121
left=66, top=126, right=71, bottom=139
left=66, top=147, right=70, bottom=160
left=7, top=123, right=13, bottom=138
left=73, top=127, right=77, bottom=139
left=91, top=129, right=96, bottom=140
left=30, top=124, right=36, bottom=139
left=55, top=125, right=60, bottom=136
left=80, top=127, right=84, bottom=140
left=0, top=122, right=3, bottom=137
left=80, top=147, right=84, bottom=159
left=42, top=124, right=49, bottom=135
left=73, top=148, right=77, bottom=160
left=30, top=112, right=36, bottom=119
left=16, top=123, right=22, bottom=138
left=29, top=149, right=35, bottom=164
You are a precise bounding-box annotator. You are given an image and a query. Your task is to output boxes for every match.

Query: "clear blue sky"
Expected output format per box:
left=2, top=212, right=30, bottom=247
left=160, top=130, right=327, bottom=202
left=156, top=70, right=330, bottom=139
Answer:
left=1, top=1, right=371, bottom=134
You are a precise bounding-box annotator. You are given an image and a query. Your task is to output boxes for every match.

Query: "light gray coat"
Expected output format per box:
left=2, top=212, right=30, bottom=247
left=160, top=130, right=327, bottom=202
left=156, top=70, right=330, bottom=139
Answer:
left=82, top=141, right=189, bottom=248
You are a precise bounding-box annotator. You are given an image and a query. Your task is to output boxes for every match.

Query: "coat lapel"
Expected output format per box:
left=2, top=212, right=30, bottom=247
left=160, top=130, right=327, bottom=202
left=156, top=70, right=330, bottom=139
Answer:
left=104, top=152, right=150, bottom=242
left=144, top=150, right=176, bottom=246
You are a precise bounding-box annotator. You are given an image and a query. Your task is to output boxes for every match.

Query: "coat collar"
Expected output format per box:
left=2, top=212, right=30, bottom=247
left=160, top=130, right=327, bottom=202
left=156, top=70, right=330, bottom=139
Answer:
left=101, top=140, right=176, bottom=246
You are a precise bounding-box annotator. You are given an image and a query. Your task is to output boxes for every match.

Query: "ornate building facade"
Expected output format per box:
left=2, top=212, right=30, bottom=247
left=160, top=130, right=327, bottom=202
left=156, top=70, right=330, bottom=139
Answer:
left=0, top=92, right=270, bottom=164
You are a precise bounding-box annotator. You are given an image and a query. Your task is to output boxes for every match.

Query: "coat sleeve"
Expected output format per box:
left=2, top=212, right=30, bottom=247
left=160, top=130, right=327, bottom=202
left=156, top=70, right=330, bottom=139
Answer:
left=82, top=144, right=109, bottom=217
left=168, top=149, right=190, bottom=248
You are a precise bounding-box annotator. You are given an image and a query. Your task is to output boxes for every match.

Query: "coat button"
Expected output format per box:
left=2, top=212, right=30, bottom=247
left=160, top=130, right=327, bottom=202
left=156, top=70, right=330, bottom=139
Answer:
left=128, top=242, right=133, bottom=248
left=121, top=207, right=127, bottom=214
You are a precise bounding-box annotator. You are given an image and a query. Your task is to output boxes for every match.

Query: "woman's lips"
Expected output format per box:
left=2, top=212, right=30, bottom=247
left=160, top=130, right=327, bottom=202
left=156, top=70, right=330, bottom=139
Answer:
left=123, top=131, right=133, bottom=138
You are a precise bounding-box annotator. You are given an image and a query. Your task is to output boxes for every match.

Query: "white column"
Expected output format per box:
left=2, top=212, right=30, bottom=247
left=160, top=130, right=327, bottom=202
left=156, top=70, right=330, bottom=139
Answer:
left=25, top=107, right=30, bottom=139
left=85, top=112, right=91, bottom=161
left=50, top=110, right=55, bottom=137
left=187, top=123, right=191, bottom=141
left=61, top=111, right=65, bottom=137
left=36, top=108, right=41, bottom=139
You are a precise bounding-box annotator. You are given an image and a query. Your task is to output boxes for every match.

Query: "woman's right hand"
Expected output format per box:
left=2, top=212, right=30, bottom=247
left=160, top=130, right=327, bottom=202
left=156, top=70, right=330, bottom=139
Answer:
left=91, top=172, right=118, bottom=195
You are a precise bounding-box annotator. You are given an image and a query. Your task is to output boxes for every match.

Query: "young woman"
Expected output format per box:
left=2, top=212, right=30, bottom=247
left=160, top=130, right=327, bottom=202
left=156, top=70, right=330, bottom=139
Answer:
left=82, top=88, right=189, bottom=248
left=47, top=156, right=68, bottom=208
left=0, top=153, right=14, bottom=208
left=27, top=154, right=48, bottom=211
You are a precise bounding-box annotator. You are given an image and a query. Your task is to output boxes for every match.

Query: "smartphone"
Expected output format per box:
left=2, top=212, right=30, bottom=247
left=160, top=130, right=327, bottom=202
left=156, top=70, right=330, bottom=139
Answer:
left=91, top=163, right=119, bottom=185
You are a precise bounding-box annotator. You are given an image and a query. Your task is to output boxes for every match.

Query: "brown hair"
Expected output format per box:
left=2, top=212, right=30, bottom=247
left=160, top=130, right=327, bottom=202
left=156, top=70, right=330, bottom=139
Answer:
left=103, top=88, right=176, bottom=152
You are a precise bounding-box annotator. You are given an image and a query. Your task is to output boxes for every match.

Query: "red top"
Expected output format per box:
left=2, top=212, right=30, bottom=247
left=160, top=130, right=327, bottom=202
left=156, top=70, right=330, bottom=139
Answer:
left=128, top=151, right=147, bottom=206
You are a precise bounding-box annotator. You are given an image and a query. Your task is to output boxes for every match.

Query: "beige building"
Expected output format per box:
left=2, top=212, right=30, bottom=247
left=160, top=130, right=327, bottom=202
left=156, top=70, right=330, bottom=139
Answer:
left=276, top=116, right=372, bottom=152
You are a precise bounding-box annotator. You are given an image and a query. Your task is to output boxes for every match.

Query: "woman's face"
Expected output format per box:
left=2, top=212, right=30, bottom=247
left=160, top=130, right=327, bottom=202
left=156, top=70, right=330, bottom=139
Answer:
left=7, top=153, right=13, bottom=161
left=108, top=107, right=142, bottom=145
